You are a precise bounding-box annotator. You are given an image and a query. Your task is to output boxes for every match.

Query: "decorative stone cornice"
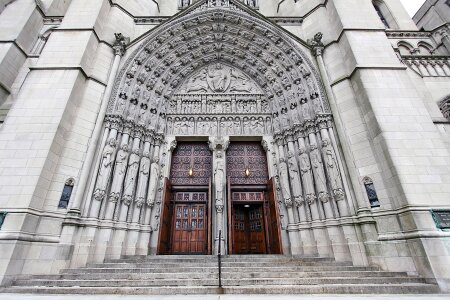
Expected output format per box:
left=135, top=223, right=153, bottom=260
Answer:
left=385, top=31, right=432, bottom=39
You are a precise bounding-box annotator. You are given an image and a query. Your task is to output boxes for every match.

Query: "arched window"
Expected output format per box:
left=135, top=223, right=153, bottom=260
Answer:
left=363, top=177, right=380, bottom=208
left=439, top=95, right=450, bottom=120
left=373, top=1, right=398, bottom=29
left=58, top=178, right=75, bottom=209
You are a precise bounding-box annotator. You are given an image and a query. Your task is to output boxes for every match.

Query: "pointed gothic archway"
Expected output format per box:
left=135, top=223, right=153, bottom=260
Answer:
left=87, top=0, right=353, bottom=257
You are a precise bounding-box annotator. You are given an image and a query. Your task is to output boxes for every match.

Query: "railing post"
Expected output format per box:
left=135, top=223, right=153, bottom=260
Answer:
left=218, top=229, right=222, bottom=290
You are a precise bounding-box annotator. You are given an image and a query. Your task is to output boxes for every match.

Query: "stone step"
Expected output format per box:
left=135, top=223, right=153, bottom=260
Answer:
left=63, top=265, right=378, bottom=274
left=1, top=283, right=439, bottom=295
left=112, top=256, right=334, bottom=263
left=88, top=261, right=353, bottom=268
left=18, top=270, right=410, bottom=281
left=13, top=276, right=428, bottom=287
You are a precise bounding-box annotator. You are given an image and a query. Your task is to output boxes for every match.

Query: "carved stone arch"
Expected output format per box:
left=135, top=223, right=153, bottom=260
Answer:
left=107, top=0, right=330, bottom=136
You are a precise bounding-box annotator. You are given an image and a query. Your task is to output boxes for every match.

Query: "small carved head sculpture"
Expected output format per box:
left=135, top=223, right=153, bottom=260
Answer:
left=314, top=32, right=323, bottom=43
left=132, top=148, right=140, bottom=155
left=279, top=157, right=286, bottom=164
left=152, top=157, right=160, bottom=164
left=108, top=138, right=117, bottom=147
left=120, top=143, right=129, bottom=152
left=287, top=151, right=295, bottom=159
left=299, top=145, right=307, bottom=154
left=143, top=151, right=150, bottom=158
left=310, top=144, right=317, bottom=151
left=322, top=138, right=330, bottom=147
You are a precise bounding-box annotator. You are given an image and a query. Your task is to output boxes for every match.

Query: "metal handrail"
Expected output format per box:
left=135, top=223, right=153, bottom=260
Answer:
left=218, top=230, right=222, bottom=289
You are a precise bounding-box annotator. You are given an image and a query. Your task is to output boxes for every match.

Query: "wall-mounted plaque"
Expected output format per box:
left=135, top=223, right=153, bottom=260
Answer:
left=431, top=210, right=450, bottom=229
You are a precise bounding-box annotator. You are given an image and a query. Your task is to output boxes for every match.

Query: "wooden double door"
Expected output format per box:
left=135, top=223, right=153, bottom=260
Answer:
left=232, top=203, right=267, bottom=254
left=228, top=179, right=282, bottom=255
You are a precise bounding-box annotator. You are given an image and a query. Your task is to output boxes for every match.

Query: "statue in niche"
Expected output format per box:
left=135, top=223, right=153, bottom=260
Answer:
left=310, top=143, right=329, bottom=203
left=109, top=143, right=129, bottom=203
left=207, top=64, right=231, bottom=92
left=146, top=157, right=160, bottom=207
left=278, top=157, right=293, bottom=208
left=287, top=151, right=304, bottom=206
left=93, top=138, right=116, bottom=201
left=186, top=69, right=209, bottom=93
left=229, top=69, right=254, bottom=93
left=234, top=120, right=241, bottom=134
left=135, top=151, right=150, bottom=208
left=280, top=113, right=289, bottom=129
left=127, top=99, right=139, bottom=121
left=299, top=145, right=316, bottom=204
left=210, top=121, right=217, bottom=135
left=299, top=64, right=311, bottom=77
left=119, top=74, right=133, bottom=99
left=122, top=148, right=140, bottom=206
left=301, top=100, right=312, bottom=120
left=272, top=116, right=281, bottom=133
left=214, top=151, right=225, bottom=210
left=313, top=98, right=323, bottom=114
left=290, top=107, right=301, bottom=124
left=321, top=139, right=345, bottom=200
left=246, top=0, right=257, bottom=8
left=137, top=103, right=148, bottom=125
left=116, top=96, right=127, bottom=115
left=306, top=76, right=318, bottom=97
left=226, top=120, right=233, bottom=135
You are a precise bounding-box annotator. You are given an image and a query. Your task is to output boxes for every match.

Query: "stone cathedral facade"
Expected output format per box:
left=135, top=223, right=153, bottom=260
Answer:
left=0, top=0, right=450, bottom=292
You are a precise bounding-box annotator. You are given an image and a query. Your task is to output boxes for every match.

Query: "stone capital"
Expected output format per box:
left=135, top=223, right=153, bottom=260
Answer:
left=208, top=136, right=230, bottom=152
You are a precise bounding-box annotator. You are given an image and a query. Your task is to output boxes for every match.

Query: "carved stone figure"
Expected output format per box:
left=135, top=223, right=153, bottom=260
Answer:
left=299, top=145, right=316, bottom=204
left=229, top=69, right=254, bottom=93
left=109, top=143, right=129, bottom=203
left=146, top=157, right=160, bottom=207
left=122, top=148, right=140, bottom=205
left=322, top=139, right=345, bottom=200
left=214, top=152, right=225, bottom=211
left=207, top=64, right=231, bottom=92
left=187, top=69, right=209, bottom=93
left=278, top=157, right=292, bottom=208
left=287, top=151, right=304, bottom=206
left=93, top=138, right=116, bottom=201
left=135, top=151, right=151, bottom=207
left=310, top=143, right=329, bottom=203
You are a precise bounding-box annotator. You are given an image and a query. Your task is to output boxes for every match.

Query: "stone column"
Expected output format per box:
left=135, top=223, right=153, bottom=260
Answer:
left=67, top=33, right=129, bottom=217
left=275, top=138, right=302, bottom=255
left=309, top=33, right=367, bottom=265
left=209, top=136, right=229, bottom=255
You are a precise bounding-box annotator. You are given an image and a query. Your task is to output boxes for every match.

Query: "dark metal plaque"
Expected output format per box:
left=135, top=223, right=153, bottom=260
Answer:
left=431, top=210, right=450, bottom=229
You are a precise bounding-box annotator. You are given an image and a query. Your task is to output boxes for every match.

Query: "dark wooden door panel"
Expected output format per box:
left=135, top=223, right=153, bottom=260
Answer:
left=232, top=204, right=266, bottom=254
left=171, top=193, right=208, bottom=254
left=267, top=178, right=282, bottom=254
left=157, top=179, right=172, bottom=255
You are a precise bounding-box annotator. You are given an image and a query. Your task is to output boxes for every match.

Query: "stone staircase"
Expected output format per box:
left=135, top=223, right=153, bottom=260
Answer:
left=1, top=255, right=440, bottom=294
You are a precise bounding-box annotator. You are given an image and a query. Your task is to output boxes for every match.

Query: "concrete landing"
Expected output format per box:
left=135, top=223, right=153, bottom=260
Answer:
left=0, top=295, right=448, bottom=300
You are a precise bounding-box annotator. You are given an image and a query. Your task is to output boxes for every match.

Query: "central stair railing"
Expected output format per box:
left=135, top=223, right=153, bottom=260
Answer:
left=218, top=230, right=223, bottom=290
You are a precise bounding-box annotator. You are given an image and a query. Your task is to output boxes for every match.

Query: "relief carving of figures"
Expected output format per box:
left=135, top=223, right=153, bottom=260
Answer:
left=214, top=152, right=225, bottom=211
left=135, top=151, right=151, bottom=207
left=207, top=63, right=231, bottom=92
left=186, top=69, right=209, bottom=93
left=122, top=148, right=141, bottom=206
left=299, top=145, right=316, bottom=204
left=287, top=151, right=304, bottom=206
left=137, top=103, right=148, bottom=125
left=278, top=157, right=293, bottom=208
left=146, top=157, right=160, bottom=207
left=93, top=138, right=117, bottom=201
left=321, top=139, right=345, bottom=200
left=272, top=115, right=281, bottom=133
left=310, top=143, right=329, bottom=203
left=229, top=69, right=254, bottom=93
left=280, top=112, right=289, bottom=129
left=127, top=99, right=139, bottom=121
left=109, top=143, right=129, bottom=203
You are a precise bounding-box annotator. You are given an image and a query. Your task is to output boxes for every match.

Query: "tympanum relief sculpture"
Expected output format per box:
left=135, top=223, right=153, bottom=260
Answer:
left=167, top=63, right=271, bottom=136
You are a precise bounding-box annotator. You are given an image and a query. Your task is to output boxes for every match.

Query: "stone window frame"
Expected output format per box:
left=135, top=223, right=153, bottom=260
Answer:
left=58, top=178, right=75, bottom=209
left=362, top=177, right=380, bottom=208
left=439, top=95, right=450, bottom=120
left=373, top=0, right=399, bottom=30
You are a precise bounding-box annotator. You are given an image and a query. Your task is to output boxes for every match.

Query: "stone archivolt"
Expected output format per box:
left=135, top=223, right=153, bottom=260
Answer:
left=89, top=0, right=348, bottom=238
